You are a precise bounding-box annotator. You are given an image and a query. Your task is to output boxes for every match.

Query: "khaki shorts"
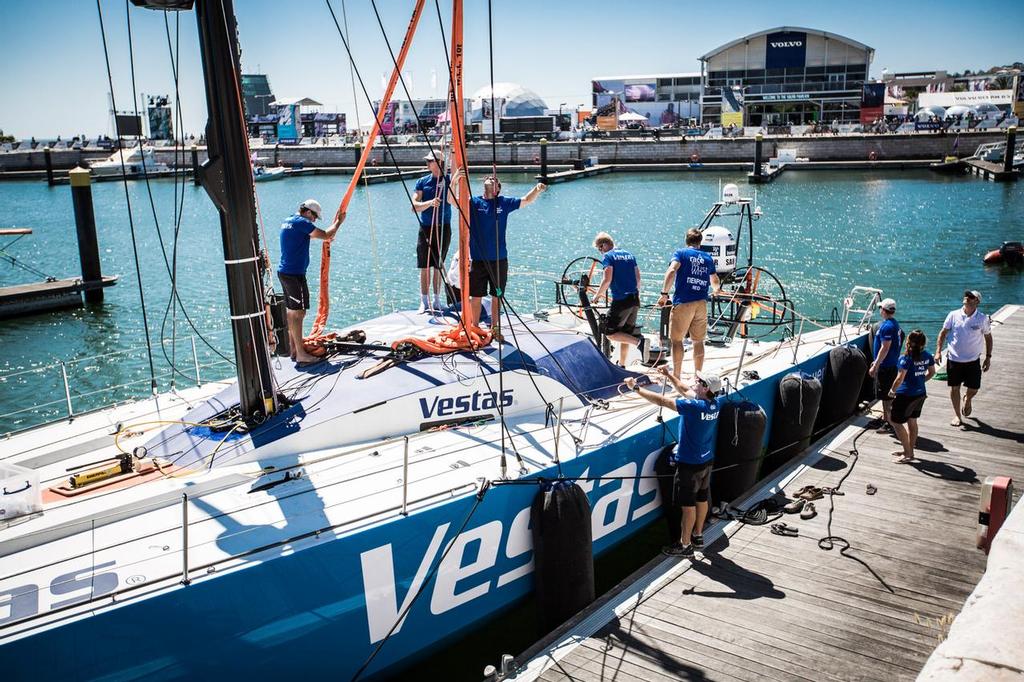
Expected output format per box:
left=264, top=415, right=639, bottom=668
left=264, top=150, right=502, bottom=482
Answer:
left=669, top=300, right=708, bottom=342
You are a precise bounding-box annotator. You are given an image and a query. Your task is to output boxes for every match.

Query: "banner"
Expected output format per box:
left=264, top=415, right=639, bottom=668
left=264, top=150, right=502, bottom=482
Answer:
left=115, top=114, right=142, bottom=137
left=624, top=81, right=656, bottom=103
left=378, top=102, right=399, bottom=135
left=1014, top=74, right=1024, bottom=118
left=146, top=96, right=173, bottom=140
left=765, top=31, right=807, bottom=69
left=721, top=86, right=744, bottom=127
left=595, top=97, right=620, bottom=131
left=860, top=83, right=885, bottom=124
left=277, top=103, right=299, bottom=140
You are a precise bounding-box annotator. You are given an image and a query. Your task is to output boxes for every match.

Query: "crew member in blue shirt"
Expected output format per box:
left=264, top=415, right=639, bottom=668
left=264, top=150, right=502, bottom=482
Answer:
left=868, top=298, right=903, bottom=432
left=449, top=170, right=546, bottom=340
left=411, top=150, right=452, bottom=312
left=887, top=329, right=936, bottom=463
left=658, top=228, right=720, bottom=379
left=277, top=199, right=343, bottom=366
left=592, top=232, right=647, bottom=366
left=625, top=366, right=721, bottom=559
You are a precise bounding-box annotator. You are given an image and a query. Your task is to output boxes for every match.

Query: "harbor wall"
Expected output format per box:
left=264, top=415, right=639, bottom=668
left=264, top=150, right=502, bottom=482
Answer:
left=0, top=131, right=1006, bottom=173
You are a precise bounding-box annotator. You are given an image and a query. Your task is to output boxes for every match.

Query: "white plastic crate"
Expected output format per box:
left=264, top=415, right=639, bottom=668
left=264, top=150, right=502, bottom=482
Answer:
left=0, top=462, right=42, bottom=524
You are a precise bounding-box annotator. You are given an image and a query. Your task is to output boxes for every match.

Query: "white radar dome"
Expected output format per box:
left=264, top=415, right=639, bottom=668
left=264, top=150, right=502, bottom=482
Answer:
left=701, top=225, right=737, bottom=276
left=722, top=183, right=740, bottom=204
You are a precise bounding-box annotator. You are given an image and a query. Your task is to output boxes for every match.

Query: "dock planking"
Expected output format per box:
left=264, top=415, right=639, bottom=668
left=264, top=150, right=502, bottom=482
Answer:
left=517, top=304, right=1023, bottom=682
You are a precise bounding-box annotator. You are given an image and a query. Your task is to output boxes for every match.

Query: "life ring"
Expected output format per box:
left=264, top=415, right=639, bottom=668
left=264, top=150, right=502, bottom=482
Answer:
left=868, top=150, right=878, bottom=161
left=690, top=152, right=701, bottom=163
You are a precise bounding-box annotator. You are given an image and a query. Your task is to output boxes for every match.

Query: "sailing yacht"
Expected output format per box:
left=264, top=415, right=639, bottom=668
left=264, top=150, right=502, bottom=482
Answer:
left=0, top=1, right=877, bottom=680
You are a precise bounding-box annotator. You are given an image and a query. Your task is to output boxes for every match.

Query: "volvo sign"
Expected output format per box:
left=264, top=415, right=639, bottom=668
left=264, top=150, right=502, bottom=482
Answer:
left=765, top=31, right=807, bottom=69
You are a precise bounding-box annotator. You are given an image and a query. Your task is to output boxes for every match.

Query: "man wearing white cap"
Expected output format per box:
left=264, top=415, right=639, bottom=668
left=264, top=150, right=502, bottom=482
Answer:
left=277, top=199, right=343, bottom=366
left=868, top=298, right=903, bottom=432
left=625, top=366, right=721, bottom=559
left=936, top=290, right=993, bottom=427
left=412, top=150, right=452, bottom=312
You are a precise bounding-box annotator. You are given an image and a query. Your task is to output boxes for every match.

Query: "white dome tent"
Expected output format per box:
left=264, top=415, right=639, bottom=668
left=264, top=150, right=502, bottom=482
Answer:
left=915, top=105, right=945, bottom=121
left=470, top=82, right=548, bottom=122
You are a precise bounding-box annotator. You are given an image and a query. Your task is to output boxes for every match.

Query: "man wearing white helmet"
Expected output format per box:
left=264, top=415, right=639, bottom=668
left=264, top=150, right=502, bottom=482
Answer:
left=277, top=199, right=344, bottom=366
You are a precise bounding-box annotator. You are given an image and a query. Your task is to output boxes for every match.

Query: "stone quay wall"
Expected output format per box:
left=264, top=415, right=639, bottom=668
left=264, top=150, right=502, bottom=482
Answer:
left=0, top=130, right=1008, bottom=173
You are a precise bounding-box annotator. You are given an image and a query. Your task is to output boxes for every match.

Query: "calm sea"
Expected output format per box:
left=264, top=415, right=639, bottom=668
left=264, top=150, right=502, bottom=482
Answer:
left=0, top=169, right=1021, bottom=676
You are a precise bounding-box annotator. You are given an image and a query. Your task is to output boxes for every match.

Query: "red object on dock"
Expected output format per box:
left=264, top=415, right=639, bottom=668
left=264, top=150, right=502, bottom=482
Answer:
left=977, top=475, right=1014, bottom=553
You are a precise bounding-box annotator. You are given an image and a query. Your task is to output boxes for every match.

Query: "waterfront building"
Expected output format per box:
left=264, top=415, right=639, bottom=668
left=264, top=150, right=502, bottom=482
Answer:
left=369, top=98, right=472, bottom=134
left=241, top=73, right=275, bottom=117
left=589, top=74, right=702, bottom=127
left=699, top=27, right=874, bottom=126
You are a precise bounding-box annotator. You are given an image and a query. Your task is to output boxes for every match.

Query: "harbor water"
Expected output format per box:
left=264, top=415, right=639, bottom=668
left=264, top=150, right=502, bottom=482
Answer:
left=0, top=170, right=1022, bottom=432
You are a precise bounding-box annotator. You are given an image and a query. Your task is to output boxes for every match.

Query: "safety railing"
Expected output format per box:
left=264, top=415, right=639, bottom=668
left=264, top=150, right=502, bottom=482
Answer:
left=0, top=331, right=236, bottom=436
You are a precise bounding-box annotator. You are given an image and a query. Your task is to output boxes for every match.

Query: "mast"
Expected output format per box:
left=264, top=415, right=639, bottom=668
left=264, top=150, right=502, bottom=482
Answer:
left=448, top=0, right=472, bottom=323
left=193, top=0, right=277, bottom=419
left=134, top=0, right=277, bottom=420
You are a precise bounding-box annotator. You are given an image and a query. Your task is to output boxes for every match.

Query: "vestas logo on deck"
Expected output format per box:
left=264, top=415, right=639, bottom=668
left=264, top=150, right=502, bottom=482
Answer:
left=419, top=389, right=514, bottom=418
left=769, top=40, right=802, bottom=48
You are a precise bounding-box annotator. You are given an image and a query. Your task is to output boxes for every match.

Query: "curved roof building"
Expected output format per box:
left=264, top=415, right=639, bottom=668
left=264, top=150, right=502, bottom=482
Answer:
left=470, top=83, right=548, bottom=120
left=699, top=27, right=874, bottom=126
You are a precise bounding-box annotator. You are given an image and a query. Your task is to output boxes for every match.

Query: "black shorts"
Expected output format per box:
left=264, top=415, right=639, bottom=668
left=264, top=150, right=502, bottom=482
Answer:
left=672, top=462, right=712, bottom=507
left=469, top=259, right=508, bottom=297
left=946, top=359, right=982, bottom=389
left=416, top=223, right=452, bottom=269
left=278, top=273, right=309, bottom=311
left=601, top=294, right=640, bottom=336
left=875, top=365, right=898, bottom=400
left=891, top=393, right=926, bottom=423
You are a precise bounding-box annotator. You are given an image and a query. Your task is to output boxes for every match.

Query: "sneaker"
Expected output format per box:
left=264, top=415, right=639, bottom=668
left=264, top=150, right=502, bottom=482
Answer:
left=661, top=543, right=694, bottom=558
left=691, top=535, right=704, bottom=551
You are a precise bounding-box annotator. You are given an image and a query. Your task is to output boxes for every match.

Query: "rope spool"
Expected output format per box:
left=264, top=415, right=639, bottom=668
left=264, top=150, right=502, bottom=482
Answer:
left=868, top=150, right=878, bottom=161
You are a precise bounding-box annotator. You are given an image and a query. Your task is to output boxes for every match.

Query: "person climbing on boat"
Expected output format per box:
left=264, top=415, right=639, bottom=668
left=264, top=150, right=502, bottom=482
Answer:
left=277, top=199, right=343, bottom=366
left=936, top=290, right=993, bottom=428
left=888, top=329, right=936, bottom=464
left=625, top=366, right=721, bottom=559
left=868, top=298, right=903, bottom=434
left=591, top=231, right=646, bottom=366
left=411, top=150, right=452, bottom=312
left=449, top=170, right=546, bottom=341
left=658, top=228, right=720, bottom=379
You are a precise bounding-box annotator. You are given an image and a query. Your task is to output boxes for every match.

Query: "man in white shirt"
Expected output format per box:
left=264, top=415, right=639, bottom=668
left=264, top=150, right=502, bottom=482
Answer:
left=935, top=290, right=993, bottom=428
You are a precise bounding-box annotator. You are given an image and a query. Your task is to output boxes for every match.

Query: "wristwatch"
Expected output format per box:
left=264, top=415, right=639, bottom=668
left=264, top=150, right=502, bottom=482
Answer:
left=633, top=384, right=642, bottom=393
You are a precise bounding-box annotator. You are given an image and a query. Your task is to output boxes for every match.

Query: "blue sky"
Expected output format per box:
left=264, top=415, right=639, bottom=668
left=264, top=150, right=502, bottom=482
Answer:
left=1, top=0, right=1021, bottom=138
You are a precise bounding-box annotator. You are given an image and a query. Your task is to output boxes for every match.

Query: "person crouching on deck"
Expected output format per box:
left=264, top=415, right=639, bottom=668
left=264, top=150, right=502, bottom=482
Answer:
left=592, top=231, right=647, bottom=365
left=449, top=170, right=546, bottom=342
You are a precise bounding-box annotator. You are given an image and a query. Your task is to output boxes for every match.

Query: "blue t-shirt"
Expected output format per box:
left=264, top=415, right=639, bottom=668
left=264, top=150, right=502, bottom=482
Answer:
left=896, top=351, right=935, bottom=396
left=278, top=214, right=316, bottom=276
left=673, top=397, right=720, bottom=465
left=415, top=173, right=452, bottom=228
left=671, top=247, right=716, bottom=304
left=874, top=318, right=903, bottom=368
left=601, top=249, right=639, bottom=300
left=469, top=195, right=521, bottom=261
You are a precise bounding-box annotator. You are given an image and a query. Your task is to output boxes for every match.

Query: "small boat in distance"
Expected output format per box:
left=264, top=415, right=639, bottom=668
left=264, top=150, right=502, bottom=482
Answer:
left=251, top=153, right=286, bottom=182
left=88, top=144, right=170, bottom=177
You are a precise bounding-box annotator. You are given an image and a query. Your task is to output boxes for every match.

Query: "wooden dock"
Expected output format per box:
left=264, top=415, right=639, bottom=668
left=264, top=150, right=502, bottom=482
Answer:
left=510, top=304, right=1023, bottom=682
left=0, top=276, right=118, bottom=319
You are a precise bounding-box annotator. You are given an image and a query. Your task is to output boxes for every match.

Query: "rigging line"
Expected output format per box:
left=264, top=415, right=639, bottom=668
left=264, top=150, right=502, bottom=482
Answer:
left=350, top=484, right=490, bottom=682
left=344, top=0, right=385, bottom=314
left=483, top=0, right=508, bottom=472
left=365, top=0, right=460, bottom=307
left=0, top=248, right=56, bottom=281
left=96, top=0, right=158, bottom=394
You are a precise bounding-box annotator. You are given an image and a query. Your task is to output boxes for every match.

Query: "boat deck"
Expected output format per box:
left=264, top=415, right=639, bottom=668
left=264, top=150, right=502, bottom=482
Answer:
left=512, top=304, right=1023, bottom=682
